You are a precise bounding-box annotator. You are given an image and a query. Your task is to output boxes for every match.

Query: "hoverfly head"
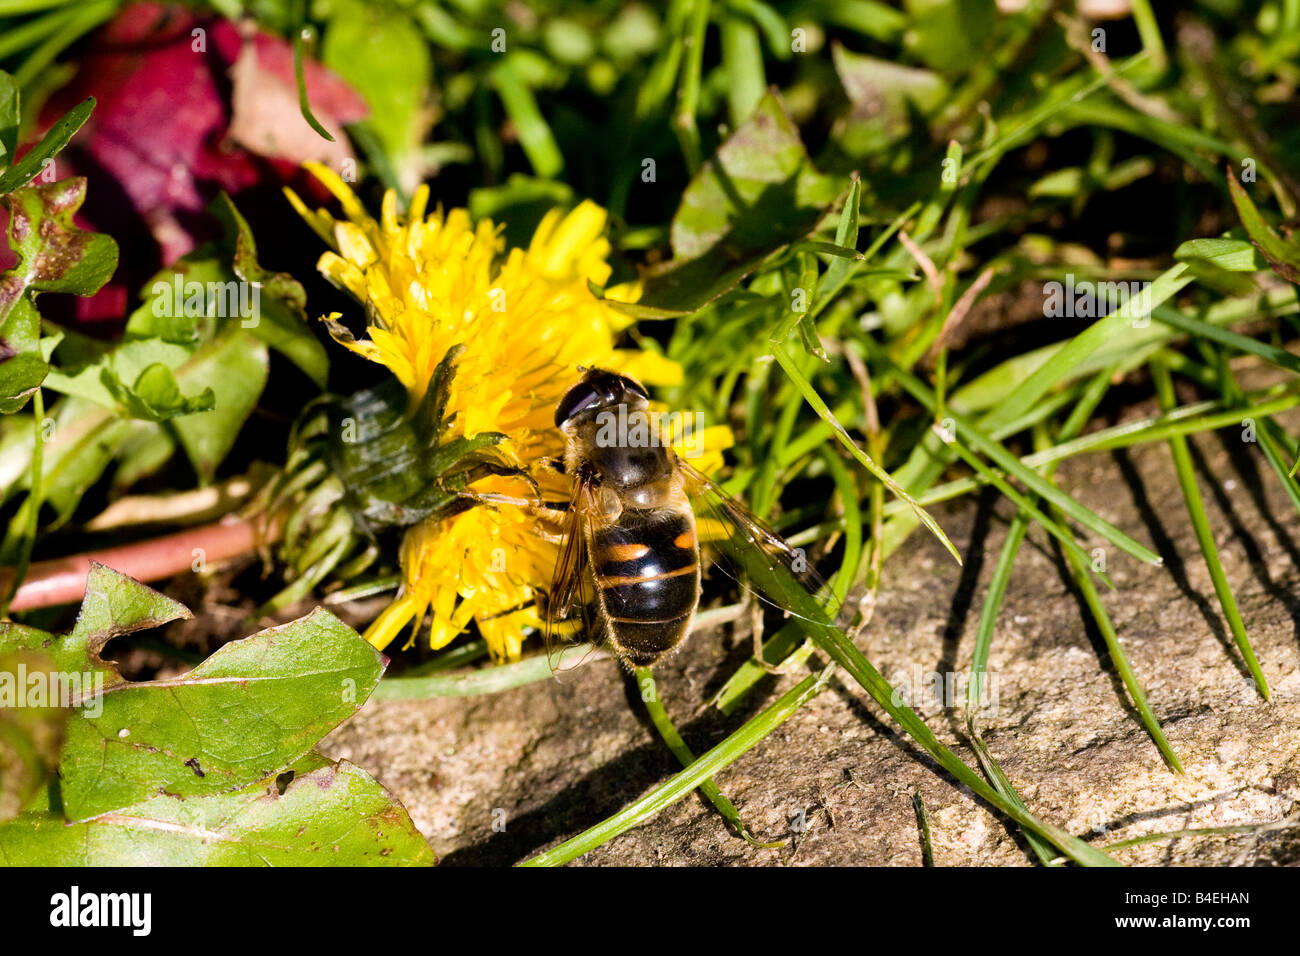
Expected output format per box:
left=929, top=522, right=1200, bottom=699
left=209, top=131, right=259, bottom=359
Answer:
left=554, top=368, right=649, bottom=428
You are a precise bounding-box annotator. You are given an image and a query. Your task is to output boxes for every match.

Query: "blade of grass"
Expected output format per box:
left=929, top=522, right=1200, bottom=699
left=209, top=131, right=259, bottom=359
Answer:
left=771, top=343, right=962, bottom=565
left=963, top=511, right=1063, bottom=865
left=885, top=357, right=1163, bottom=567
left=706, top=534, right=1120, bottom=865
left=11, top=0, right=115, bottom=87
left=493, top=57, right=564, bottom=179
left=1103, top=816, right=1299, bottom=850
left=978, top=261, right=1194, bottom=434
left=635, top=667, right=784, bottom=849
left=1150, top=357, right=1270, bottom=699
left=912, top=791, right=934, bottom=866
left=944, top=436, right=1115, bottom=586
left=521, top=665, right=834, bottom=866
left=1151, top=305, right=1300, bottom=376
left=1032, top=418, right=1184, bottom=771
left=374, top=644, right=608, bottom=699
left=292, top=20, right=335, bottom=143
left=864, top=384, right=1300, bottom=545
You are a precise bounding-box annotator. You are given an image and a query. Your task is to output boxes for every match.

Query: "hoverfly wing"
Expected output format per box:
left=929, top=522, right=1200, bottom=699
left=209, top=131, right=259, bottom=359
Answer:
left=543, top=476, right=603, bottom=668
left=677, top=459, right=841, bottom=628
left=546, top=479, right=588, bottom=627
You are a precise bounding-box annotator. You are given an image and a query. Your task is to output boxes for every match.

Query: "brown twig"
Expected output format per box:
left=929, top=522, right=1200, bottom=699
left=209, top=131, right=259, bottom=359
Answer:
left=0, top=516, right=274, bottom=614
left=925, top=264, right=997, bottom=363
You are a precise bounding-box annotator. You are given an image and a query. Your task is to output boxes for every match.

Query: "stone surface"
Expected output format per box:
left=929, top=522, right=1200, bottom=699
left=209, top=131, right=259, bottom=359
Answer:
left=321, top=375, right=1300, bottom=866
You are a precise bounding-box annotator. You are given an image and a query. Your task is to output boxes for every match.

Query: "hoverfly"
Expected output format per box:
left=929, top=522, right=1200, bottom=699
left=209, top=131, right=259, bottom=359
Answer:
left=545, top=367, right=839, bottom=669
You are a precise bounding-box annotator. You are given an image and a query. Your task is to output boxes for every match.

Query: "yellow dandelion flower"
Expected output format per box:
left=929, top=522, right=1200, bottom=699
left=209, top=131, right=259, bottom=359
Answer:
left=286, top=164, right=686, bottom=660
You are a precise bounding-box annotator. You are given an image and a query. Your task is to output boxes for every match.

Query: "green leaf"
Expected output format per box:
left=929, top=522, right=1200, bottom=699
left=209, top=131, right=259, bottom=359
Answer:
left=321, top=0, right=431, bottom=190
left=609, top=92, right=839, bottom=317
left=45, top=336, right=192, bottom=410
left=66, top=562, right=192, bottom=657
left=0, top=754, right=434, bottom=865
left=105, top=362, right=214, bottom=423
left=0, top=70, right=18, bottom=165
left=168, top=328, right=269, bottom=483
left=0, top=650, right=69, bottom=821
left=1174, top=237, right=1270, bottom=272
left=58, top=603, right=384, bottom=821
left=0, top=561, right=189, bottom=690
left=0, top=178, right=118, bottom=413
left=211, top=193, right=330, bottom=387
left=1226, top=171, right=1300, bottom=283
left=0, top=97, right=93, bottom=196
left=903, top=0, right=997, bottom=74
left=832, top=42, right=948, bottom=150
left=42, top=331, right=227, bottom=435
left=493, top=56, right=564, bottom=179
left=0, top=567, right=429, bottom=862
left=0, top=297, right=44, bottom=414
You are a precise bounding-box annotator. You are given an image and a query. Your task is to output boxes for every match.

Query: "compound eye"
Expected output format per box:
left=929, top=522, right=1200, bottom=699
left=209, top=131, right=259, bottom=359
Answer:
left=555, top=382, right=602, bottom=427
left=621, top=375, right=649, bottom=400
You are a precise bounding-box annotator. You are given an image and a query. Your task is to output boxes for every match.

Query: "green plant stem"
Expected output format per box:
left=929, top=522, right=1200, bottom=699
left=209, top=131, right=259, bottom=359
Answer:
left=673, top=0, right=710, bottom=172
left=2, top=389, right=42, bottom=617
left=374, top=644, right=607, bottom=699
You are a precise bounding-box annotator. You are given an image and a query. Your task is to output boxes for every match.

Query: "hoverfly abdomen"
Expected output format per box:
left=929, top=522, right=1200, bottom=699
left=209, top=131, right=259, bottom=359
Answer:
left=591, top=508, right=700, bottom=666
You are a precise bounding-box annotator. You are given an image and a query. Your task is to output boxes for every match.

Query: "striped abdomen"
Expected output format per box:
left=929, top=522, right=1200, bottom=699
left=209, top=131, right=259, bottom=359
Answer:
left=591, top=507, right=700, bottom=667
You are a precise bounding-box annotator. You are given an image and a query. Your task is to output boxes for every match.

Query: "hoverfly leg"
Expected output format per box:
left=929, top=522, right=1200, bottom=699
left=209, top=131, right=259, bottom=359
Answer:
left=748, top=595, right=816, bottom=675
left=747, top=596, right=782, bottom=675
left=456, top=491, right=571, bottom=543
left=456, top=491, right=537, bottom=508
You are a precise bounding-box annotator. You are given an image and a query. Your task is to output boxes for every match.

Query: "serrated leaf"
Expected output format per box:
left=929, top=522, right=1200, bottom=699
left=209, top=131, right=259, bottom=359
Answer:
left=608, top=92, right=838, bottom=317
left=0, top=178, right=118, bottom=413
left=211, top=193, right=330, bottom=387
left=0, top=563, right=189, bottom=687
left=59, top=605, right=384, bottom=821
left=104, top=362, right=216, bottom=423
left=3, top=178, right=118, bottom=296
left=0, top=754, right=433, bottom=865
left=68, top=562, right=192, bottom=652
